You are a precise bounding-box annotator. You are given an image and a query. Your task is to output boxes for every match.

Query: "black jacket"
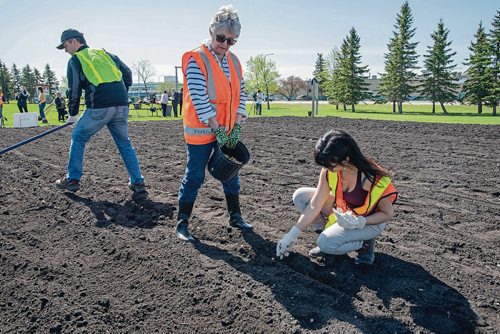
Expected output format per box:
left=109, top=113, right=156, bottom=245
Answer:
left=66, top=46, right=132, bottom=116
left=16, top=90, right=29, bottom=105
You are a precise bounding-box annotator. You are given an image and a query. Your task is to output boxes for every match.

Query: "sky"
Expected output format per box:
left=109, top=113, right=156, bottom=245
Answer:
left=1, top=0, right=498, bottom=83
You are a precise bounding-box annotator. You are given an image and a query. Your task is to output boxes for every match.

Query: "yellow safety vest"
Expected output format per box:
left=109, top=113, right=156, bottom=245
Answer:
left=75, top=48, right=122, bottom=86
left=325, top=170, right=398, bottom=229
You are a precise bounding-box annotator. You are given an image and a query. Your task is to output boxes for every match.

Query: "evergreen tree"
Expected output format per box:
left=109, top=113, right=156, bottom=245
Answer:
left=33, top=68, right=43, bottom=87
left=0, top=60, right=13, bottom=101
left=337, top=27, right=370, bottom=112
left=379, top=35, right=400, bottom=113
left=463, top=22, right=493, bottom=114
left=488, top=10, right=500, bottom=116
left=420, top=19, right=459, bottom=114
left=43, top=64, right=59, bottom=95
left=11, top=63, right=21, bottom=91
left=313, top=53, right=328, bottom=96
left=20, top=65, right=36, bottom=99
left=379, top=1, right=419, bottom=113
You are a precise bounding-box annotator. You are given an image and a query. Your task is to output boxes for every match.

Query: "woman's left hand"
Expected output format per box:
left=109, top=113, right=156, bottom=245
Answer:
left=227, top=124, right=241, bottom=148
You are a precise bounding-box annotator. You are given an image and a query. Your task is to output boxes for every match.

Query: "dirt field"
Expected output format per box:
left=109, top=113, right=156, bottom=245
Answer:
left=0, top=117, right=499, bottom=333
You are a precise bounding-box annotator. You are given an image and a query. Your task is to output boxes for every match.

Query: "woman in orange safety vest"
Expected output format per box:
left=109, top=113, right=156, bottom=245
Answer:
left=175, top=5, right=251, bottom=242
left=276, top=130, right=398, bottom=266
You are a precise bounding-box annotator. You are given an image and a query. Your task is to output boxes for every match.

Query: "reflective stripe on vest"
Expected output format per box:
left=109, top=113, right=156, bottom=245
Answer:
left=325, top=170, right=397, bottom=229
left=75, top=49, right=122, bottom=86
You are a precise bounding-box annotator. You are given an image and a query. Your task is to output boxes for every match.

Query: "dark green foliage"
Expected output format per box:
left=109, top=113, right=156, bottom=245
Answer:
left=420, top=19, right=459, bottom=114
left=379, top=1, right=419, bottom=113
left=463, top=22, right=493, bottom=114
left=43, top=64, right=59, bottom=95
left=487, top=10, right=500, bottom=115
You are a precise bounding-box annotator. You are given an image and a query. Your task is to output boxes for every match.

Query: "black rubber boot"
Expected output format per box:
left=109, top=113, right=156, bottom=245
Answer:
left=175, top=202, right=195, bottom=242
left=225, top=194, right=252, bottom=230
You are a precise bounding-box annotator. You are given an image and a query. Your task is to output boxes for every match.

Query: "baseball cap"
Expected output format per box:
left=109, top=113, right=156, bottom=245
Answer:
left=56, top=29, right=84, bottom=49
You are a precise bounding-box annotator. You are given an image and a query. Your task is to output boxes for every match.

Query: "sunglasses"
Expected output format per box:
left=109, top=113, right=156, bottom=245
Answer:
left=216, top=34, right=237, bottom=46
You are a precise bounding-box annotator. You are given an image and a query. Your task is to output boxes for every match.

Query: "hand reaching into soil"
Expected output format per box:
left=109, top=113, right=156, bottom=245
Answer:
left=276, top=226, right=301, bottom=259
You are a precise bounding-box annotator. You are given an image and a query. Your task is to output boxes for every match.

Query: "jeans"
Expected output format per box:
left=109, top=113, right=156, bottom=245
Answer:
left=39, top=102, right=46, bottom=119
left=293, top=187, right=385, bottom=255
left=178, top=142, right=240, bottom=203
left=67, top=106, right=144, bottom=184
left=256, top=103, right=262, bottom=115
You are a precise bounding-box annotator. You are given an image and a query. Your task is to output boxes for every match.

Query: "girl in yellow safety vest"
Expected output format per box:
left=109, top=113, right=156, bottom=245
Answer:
left=276, top=130, right=397, bottom=265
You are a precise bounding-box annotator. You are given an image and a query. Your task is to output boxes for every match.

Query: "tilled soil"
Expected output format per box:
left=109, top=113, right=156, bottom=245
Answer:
left=0, top=117, right=499, bottom=333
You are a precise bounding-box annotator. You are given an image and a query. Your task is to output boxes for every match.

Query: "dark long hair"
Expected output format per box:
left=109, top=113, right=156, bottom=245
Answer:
left=313, top=130, right=389, bottom=183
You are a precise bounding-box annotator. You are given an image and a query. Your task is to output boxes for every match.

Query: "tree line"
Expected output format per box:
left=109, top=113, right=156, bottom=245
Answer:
left=0, top=61, right=59, bottom=103
left=246, top=3, right=499, bottom=115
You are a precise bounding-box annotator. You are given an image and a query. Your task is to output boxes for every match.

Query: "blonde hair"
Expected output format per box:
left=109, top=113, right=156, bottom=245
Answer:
left=209, top=4, right=241, bottom=37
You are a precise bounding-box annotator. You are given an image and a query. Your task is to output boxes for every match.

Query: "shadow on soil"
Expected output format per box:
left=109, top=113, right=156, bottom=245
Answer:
left=65, top=193, right=175, bottom=228
left=195, top=230, right=478, bottom=333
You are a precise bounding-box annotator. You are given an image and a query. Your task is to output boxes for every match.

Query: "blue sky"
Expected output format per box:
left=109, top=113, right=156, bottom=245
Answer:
left=1, top=0, right=498, bottom=82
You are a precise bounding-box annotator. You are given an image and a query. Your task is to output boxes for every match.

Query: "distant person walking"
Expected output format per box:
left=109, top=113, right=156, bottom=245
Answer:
left=16, top=86, right=29, bottom=113
left=37, top=87, right=48, bottom=123
left=160, top=90, right=169, bottom=117
left=54, top=28, right=147, bottom=196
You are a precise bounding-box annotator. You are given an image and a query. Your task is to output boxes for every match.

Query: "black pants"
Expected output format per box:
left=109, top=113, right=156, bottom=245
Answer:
left=161, top=103, right=167, bottom=117
left=172, top=102, right=178, bottom=117
left=57, top=108, right=67, bottom=121
left=179, top=102, right=182, bottom=116
left=17, top=104, right=28, bottom=113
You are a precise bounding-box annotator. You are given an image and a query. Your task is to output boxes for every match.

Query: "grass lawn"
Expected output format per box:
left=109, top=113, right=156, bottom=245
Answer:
left=0, top=101, right=498, bottom=127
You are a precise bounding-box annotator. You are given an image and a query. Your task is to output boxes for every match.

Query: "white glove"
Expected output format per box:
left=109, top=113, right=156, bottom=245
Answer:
left=276, top=226, right=301, bottom=259
left=334, top=208, right=366, bottom=230
left=66, top=115, right=79, bottom=124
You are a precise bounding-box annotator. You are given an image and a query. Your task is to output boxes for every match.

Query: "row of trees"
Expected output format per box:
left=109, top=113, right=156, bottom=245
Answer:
left=0, top=60, right=60, bottom=102
left=311, top=3, right=499, bottom=115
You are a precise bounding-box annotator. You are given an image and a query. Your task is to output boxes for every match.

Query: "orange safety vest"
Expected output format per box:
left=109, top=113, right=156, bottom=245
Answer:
left=181, top=44, right=242, bottom=145
left=325, top=170, right=398, bottom=229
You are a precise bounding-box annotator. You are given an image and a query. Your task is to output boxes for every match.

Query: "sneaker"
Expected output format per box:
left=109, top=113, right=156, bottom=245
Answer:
left=42, top=118, right=48, bottom=123
left=308, top=246, right=328, bottom=258
left=128, top=181, right=147, bottom=194
left=55, top=177, right=80, bottom=192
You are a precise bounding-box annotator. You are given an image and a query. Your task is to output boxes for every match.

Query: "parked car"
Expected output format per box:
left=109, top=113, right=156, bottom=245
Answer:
left=296, top=95, right=312, bottom=101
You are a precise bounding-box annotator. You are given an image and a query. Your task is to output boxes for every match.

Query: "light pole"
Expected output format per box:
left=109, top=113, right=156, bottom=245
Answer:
left=263, top=53, right=274, bottom=110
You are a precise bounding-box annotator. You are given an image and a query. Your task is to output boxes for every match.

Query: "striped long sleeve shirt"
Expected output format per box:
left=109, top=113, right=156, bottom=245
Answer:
left=185, top=43, right=247, bottom=124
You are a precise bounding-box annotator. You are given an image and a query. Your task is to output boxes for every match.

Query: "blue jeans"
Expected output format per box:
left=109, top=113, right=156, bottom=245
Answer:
left=67, top=106, right=144, bottom=184
left=178, top=142, right=240, bottom=203
left=39, top=102, right=46, bottom=119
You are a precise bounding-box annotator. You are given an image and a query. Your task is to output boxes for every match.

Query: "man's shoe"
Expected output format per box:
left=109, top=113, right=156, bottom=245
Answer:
left=42, top=118, right=48, bottom=123
left=225, top=194, right=252, bottom=230
left=128, top=181, right=147, bottom=194
left=308, top=246, right=328, bottom=258
left=55, top=177, right=80, bottom=192
left=355, top=239, right=375, bottom=265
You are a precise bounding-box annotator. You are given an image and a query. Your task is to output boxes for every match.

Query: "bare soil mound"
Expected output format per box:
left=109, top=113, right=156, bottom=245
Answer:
left=1, top=117, right=499, bottom=333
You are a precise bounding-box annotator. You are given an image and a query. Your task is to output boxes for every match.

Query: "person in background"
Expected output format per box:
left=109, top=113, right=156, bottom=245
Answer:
left=175, top=4, right=250, bottom=242
left=0, top=90, right=4, bottom=126
left=172, top=90, right=180, bottom=117
left=54, top=28, right=146, bottom=196
left=16, top=86, right=29, bottom=113
left=179, top=87, right=183, bottom=116
left=54, top=91, right=67, bottom=122
left=256, top=89, right=264, bottom=115
left=37, top=87, right=48, bottom=123
left=276, top=130, right=397, bottom=266
left=160, top=90, right=169, bottom=117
